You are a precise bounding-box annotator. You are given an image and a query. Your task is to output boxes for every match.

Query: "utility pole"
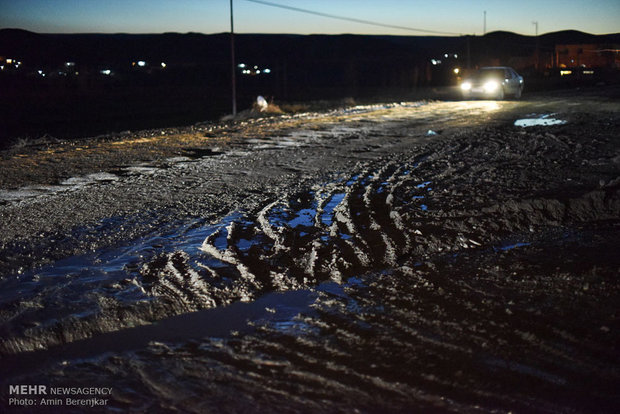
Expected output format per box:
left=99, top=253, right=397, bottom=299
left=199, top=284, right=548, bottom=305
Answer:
left=466, top=35, right=471, bottom=69
left=532, top=21, right=540, bottom=71
left=230, top=0, right=237, bottom=116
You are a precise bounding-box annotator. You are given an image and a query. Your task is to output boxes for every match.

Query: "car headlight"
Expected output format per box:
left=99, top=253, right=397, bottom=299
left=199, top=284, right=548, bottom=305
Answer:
left=483, top=80, right=500, bottom=93
left=460, top=81, right=472, bottom=91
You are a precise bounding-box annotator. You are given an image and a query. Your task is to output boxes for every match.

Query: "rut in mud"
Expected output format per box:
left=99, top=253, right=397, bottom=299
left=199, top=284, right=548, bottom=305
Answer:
left=2, top=118, right=618, bottom=356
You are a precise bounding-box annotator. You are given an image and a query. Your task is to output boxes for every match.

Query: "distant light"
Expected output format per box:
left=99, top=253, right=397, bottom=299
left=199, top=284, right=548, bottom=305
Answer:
left=137, top=61, right=146, bottom=67
left=160, top=62, right=166, bottom=68
left=453, top=68, right=460, bottom=75
left=444, top=54, right=449, bottom=58
left=560, top=70, right=572, bottom=76
left=454, top=54, right=458, bottom=59
left=431, top=59, right=442, bottom=65
left=583, top=70, right=594, bottom=75
left=263, top=68, right=271, bottom=73
left=255, top=70, right=261, bottom=74
left=38, top=70, right=43, bottom=75
left=238, top=63, right=246, bottom=68
left=65, top=62, right=75, bottom=67
left=254, top=65, right=258, bottom=69
left=100, top=69, right=112, bottom=75
left=460, top=81, right=472, bottom=91
left=6, top=59, right=12, bottom=64
left=0, top=66, right=4, bottom=70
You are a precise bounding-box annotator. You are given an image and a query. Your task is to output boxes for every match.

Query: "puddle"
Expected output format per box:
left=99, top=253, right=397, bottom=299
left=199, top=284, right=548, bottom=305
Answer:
left=120, top=165, right=160, bottom=176
left=60, top=172, right=120, bottom=186
left=0, top=172, right=122, bottom=204
left=514, top=114, right=567, bottom=127
left=1, top=288, right=320, bottom=379
left=288, top=208, right=316, bottom=228
left=416, top=181, right=432, bottom=189
left=181, top=148, right=223, bottom=159
left=494, top=241, right=531, bottom=252
left=0, top=185, right=66, bottom=203
left=0, top=153, right=219, bottom=204
left=320, top=192, right=346, bottom=226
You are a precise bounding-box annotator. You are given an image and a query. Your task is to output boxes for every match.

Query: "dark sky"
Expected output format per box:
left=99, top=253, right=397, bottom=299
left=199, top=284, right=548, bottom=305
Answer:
left=1, top=0, right=619, bottom=35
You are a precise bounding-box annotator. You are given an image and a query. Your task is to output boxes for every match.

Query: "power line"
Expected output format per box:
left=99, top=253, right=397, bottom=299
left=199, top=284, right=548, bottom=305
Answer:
left=244, top=0, right=462, bottom=36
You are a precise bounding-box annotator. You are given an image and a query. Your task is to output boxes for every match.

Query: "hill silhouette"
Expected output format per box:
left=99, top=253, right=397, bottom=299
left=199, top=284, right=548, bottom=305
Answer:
left=2, top=28, right=619, bottom=67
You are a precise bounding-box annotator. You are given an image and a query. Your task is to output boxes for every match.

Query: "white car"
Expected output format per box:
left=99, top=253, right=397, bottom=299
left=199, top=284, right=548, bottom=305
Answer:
left=460, top=66, right=524, bottom=100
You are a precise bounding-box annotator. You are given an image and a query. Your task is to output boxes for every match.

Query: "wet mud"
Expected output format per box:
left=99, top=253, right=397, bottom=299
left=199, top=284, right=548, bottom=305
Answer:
left=1, top=90, right=619, bottom=412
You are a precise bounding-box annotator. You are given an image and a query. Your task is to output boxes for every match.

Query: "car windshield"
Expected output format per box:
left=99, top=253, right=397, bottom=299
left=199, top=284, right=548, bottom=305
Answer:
left=471, top=69, right=504, bottom=80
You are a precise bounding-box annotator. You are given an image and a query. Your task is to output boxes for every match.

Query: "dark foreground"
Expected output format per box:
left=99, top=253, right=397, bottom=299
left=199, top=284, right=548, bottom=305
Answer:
left=1, top=88, right=619, bottom=413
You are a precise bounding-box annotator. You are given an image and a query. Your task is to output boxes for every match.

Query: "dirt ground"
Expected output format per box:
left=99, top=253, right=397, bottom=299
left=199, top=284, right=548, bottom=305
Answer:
left=1, top=86, right=619, bottom=413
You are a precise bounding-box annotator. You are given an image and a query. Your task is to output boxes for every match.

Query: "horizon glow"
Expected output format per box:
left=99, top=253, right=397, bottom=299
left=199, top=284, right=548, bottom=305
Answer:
left=0, top=0, right=618, bottom=36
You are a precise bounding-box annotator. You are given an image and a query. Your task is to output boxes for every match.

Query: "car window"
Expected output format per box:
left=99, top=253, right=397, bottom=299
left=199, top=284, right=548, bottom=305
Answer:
left=475, top=69, right=504, bottom=79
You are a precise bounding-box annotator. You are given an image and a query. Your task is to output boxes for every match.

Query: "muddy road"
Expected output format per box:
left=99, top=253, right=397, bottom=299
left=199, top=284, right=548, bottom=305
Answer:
left=1, top=88, right=619, bottom=413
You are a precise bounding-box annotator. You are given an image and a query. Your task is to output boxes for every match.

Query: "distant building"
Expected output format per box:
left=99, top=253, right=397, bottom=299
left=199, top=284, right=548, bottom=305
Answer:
left=555, top=44, right=620, bottom=68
